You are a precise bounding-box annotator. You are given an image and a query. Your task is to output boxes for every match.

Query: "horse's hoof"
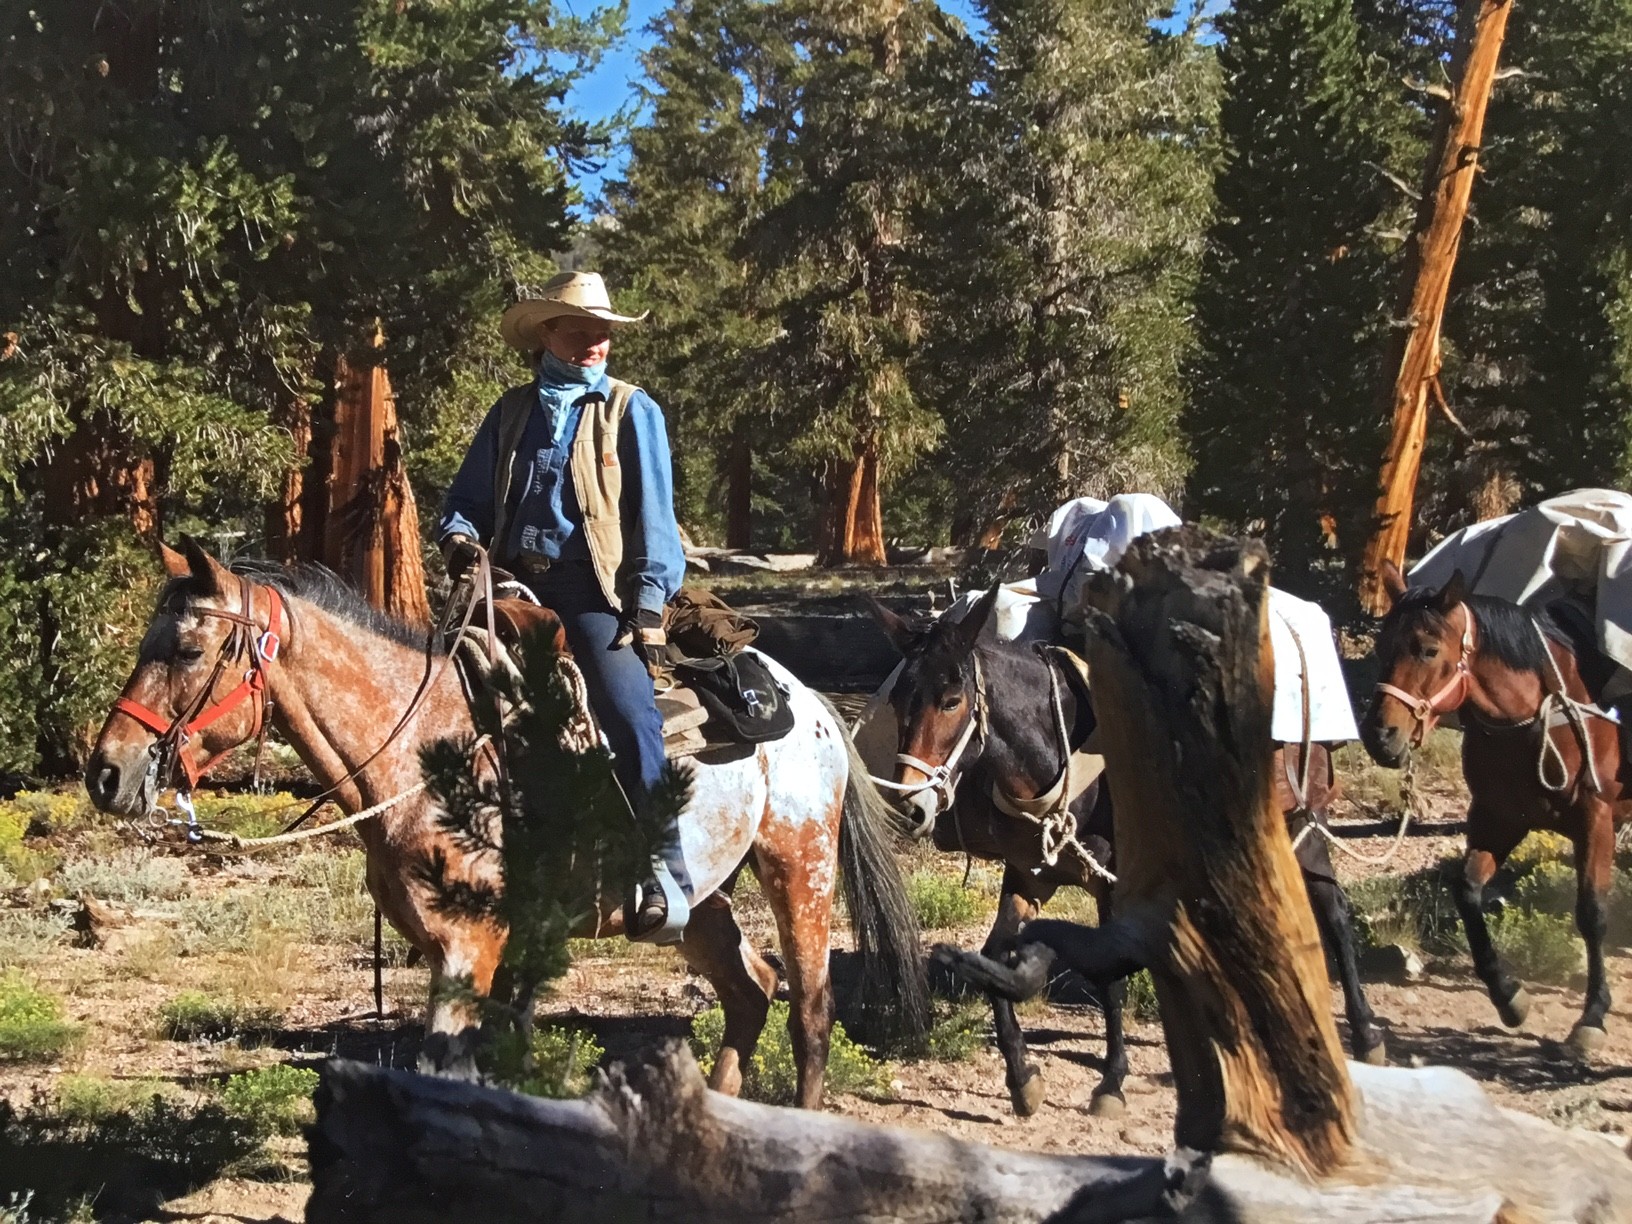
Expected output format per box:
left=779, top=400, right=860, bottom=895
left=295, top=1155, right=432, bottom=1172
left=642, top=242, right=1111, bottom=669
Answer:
left=1088, top=1091, right=1126, bottom=1119
left=1359, top=1037, right=1388, bottom=1066
left=1496, top=987, right=1531, bottom=1029
left=1568, top=1024, right=1608, bottom=1057
left=1009, top=1067, right=1045, bottom=1117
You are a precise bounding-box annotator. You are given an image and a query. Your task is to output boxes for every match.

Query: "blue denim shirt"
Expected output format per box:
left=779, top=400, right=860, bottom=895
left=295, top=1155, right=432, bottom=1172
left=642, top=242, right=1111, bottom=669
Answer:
left=438, top=366, right=686, bottom=615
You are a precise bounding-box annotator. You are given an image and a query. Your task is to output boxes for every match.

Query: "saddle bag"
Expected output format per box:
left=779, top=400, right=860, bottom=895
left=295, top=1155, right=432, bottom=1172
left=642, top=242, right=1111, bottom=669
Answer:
left=673, top=651, right=794, bottom=744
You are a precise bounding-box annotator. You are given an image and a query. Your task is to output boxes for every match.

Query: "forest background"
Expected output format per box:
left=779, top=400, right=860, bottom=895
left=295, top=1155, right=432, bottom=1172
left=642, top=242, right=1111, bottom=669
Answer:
left=0, top=0, right=1627, bottom=776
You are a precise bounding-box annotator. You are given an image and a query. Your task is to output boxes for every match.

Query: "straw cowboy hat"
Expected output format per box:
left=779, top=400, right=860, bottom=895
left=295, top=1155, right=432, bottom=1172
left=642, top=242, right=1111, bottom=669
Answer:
left=499, top=271, right=647, bottom=351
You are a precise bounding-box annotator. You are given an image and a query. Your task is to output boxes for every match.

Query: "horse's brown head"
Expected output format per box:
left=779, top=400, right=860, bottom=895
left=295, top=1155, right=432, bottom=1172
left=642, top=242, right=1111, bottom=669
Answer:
left=1361, top=561, right=1474, bottom=768
left=867, top=586, right=999, bottom=833
left=85, top=538, right=283, bottom=816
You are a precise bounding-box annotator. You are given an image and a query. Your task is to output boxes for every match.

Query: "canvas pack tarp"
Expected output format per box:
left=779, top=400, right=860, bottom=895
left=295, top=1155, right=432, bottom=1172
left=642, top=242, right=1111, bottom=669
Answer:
left=1409, top=488, right=1632, bottom=677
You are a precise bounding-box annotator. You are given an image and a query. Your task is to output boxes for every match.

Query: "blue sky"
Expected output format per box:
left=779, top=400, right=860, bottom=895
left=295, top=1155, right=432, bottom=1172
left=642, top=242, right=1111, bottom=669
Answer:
left=563, top=0, right=1219, bottom=208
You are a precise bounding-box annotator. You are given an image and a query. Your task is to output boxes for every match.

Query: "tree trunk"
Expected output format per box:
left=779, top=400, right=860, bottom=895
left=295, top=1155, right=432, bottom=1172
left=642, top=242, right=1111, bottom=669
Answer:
left=726, top=425, right=752, bottom=550
left=817, top=443, right=887, bottom=568
left=265, top=396, right=312, bottom=564
left=324, top=335, right=429, bottom=624
left=1357, top=0, right=1514, bottom=614
left=308, top=1044, right=1179, bottom=1224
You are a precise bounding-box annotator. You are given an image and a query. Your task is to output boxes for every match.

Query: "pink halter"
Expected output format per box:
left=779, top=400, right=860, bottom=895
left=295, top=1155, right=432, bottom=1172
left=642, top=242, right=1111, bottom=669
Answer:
left=1374, top=604, right=1476, bottom=746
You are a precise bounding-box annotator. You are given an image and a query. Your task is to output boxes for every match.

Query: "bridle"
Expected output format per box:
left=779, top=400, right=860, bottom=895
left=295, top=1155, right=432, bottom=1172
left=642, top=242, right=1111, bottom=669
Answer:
left=1373, top=603, right=1476, bottom=747
left=112, top=576, right=284, bottom=795
left=871, top=653, right=988, bottom=834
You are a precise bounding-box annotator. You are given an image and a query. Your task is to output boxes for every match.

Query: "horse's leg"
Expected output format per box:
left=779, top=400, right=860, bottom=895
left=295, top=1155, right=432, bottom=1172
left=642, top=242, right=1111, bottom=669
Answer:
left=1569, top=798, right=1616, bottom=1054
left=1306, top=872, right=1386, bottom=1064
left=419, top=925, right=504, bottom=1078
left=757, top=833, right=838, bottom=1110
left=1091, top=973, right=1129, bottom=1118
left=985, top=865, right=1050, bottom=1117
left=678, top=890, right=778, bottom=1097
left=1448, top=811, right=1529, bottom=1027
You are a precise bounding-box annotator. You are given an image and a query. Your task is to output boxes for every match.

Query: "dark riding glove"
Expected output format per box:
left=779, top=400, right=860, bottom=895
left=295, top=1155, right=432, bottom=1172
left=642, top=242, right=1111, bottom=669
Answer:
left=616, top=607, right=667, bottom=679
left=442, top=535, right=481, bottom=583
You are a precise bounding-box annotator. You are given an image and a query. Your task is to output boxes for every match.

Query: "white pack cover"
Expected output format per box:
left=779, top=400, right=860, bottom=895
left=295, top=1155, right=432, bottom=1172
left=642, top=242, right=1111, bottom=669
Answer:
left=1267, top=587, right=1361, bottom=744
left=1028, top=494, right=1183, bottom=625
left=1408, top=488, right=1632, bottom=674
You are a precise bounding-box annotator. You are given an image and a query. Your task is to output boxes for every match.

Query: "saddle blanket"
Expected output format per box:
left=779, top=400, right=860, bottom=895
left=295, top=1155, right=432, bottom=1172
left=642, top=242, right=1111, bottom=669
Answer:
left=1409, top=488, right=1632, bottom=680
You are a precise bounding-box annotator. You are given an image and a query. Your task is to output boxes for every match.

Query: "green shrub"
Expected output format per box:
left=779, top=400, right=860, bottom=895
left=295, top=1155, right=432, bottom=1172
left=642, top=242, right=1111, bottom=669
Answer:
left=0, top=909, right=72, bottom=970
left=1513, top=860, right=1577, bottom=917
left=690, top=1001, right=891, bottom=1103
left=1508, top=830, right=1573, bottom=874
left=1124, top=970, right=1161, bottom=1023
left=487, top=1024, right=606, bottom=1099
left=155, top=991, right=277, bottom=1043
left=924, top=1000, right=988, bottom=1062
left=1492, top=909, right=1583, bottom=986
left=5, top=792, right=97, bottom=838
left=0, top=973, right=79, bottom=1062
left=59, top=849, right=187, bottom=903
left=54, top=1075, right=171, bottom=1123
left=188, top=792, right=302, bottom=842
left=0, top=1090, right=264, bottom=1219
left=221, top=1064, right=319, bottom=1137
left=1347, top=861, right=1465, bottom=954
left=906, top=871, right=984, bottom=930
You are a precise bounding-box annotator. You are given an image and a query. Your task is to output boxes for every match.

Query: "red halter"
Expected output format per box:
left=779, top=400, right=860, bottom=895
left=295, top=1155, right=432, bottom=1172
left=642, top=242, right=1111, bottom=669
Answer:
left=1374, top=602, right=1475, bottom=746
left=112, top=580, right=284, bottom=790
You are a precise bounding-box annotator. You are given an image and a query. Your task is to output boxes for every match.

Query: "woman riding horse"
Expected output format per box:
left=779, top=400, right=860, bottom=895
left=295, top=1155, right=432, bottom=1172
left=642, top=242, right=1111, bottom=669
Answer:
left=439, top=271, right=688, bottom=943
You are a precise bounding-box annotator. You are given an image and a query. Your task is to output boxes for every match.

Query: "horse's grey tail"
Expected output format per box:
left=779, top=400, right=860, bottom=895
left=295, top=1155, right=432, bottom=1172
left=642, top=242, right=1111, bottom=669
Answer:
left=819, top=695, right=931, bottom=1053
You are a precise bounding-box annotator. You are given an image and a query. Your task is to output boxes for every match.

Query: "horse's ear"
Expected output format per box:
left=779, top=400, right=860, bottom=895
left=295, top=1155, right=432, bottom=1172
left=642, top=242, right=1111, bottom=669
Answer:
left=159, top=541, right=190, bottom=580
left=178, top=534, right=226, bottom=596
left=865, top=596, right=918, bottom=656
left=1437, top=568, right=1469, bottom=612
left=1380, top=559, right=1408, bottom=606
left=953, top=584, right=1002, bottom=649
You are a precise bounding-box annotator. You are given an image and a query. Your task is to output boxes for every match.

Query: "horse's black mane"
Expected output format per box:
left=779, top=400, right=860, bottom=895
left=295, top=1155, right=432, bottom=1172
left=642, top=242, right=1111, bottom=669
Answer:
left=167, top=558, right=438, bottom=653
left=1392, top=586, right=1565, bottom=676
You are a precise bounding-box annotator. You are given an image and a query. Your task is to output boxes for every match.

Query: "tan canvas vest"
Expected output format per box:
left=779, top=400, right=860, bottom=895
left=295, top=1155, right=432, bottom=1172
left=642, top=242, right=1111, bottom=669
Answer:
left=491, top=378, right=641, bottom=612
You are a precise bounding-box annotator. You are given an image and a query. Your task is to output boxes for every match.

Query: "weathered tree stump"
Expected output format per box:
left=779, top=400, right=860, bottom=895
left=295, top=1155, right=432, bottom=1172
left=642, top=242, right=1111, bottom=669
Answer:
left=309, top=527, right=1632, bottom=1223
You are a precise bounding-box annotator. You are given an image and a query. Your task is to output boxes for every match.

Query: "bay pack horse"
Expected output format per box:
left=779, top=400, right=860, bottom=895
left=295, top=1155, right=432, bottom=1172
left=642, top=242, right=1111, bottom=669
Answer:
left=84, top=540, right=927, bottom=1103
left=871, top=586, right=1385, bottom=1117
left=1362, top=561, right=1631, bottom=1054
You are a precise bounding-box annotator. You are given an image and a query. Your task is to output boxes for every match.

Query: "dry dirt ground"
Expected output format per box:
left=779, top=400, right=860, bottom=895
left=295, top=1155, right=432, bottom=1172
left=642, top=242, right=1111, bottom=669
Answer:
left=5, top=735, right=1632, bottom=1222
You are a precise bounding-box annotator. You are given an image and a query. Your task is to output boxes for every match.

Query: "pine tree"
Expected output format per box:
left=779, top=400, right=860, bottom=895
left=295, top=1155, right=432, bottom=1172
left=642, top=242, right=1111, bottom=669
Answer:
left=916, top=0, right=1217, bottom=545
left=1439, top=0, right=1632, bottom=509
left=0, top=0, right=605, bottom=772
left=601, top=0, right=804, bottom=547
left=1183, top=0, right=1416, bottom=597
left=745, top=0, right=960, bottom=564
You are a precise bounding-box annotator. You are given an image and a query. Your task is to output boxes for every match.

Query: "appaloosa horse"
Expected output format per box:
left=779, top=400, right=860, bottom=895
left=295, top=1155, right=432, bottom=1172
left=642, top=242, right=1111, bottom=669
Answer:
left=872, top=586, right=1385, bottom=1117
left=1362, top=561, right=1632, bottom=1054
left=84, top=540, right=927, bottom=1103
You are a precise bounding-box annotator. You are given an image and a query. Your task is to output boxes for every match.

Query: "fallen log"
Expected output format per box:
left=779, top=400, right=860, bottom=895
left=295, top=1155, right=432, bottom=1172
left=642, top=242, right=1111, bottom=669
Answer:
left=307, top=1042, right=1190, bottom=1223
left=309, top=527, right=1632, bottom=1223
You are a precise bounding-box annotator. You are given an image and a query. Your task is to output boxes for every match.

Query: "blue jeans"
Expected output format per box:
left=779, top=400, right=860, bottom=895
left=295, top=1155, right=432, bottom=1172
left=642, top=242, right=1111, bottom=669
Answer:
left=519, top=561, right=668, bottom=805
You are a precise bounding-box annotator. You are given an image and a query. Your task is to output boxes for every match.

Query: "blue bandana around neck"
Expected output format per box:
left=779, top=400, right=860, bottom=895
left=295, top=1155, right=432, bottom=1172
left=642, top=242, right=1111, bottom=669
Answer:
left=534, top=351, right=607, bottom=444
left=537, top=350, right=606, bottom=388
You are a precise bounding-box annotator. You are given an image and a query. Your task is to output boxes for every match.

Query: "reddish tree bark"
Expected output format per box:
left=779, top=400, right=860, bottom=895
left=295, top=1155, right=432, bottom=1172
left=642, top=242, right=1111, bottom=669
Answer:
left=1357, top=0, right=1514, bottom=613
